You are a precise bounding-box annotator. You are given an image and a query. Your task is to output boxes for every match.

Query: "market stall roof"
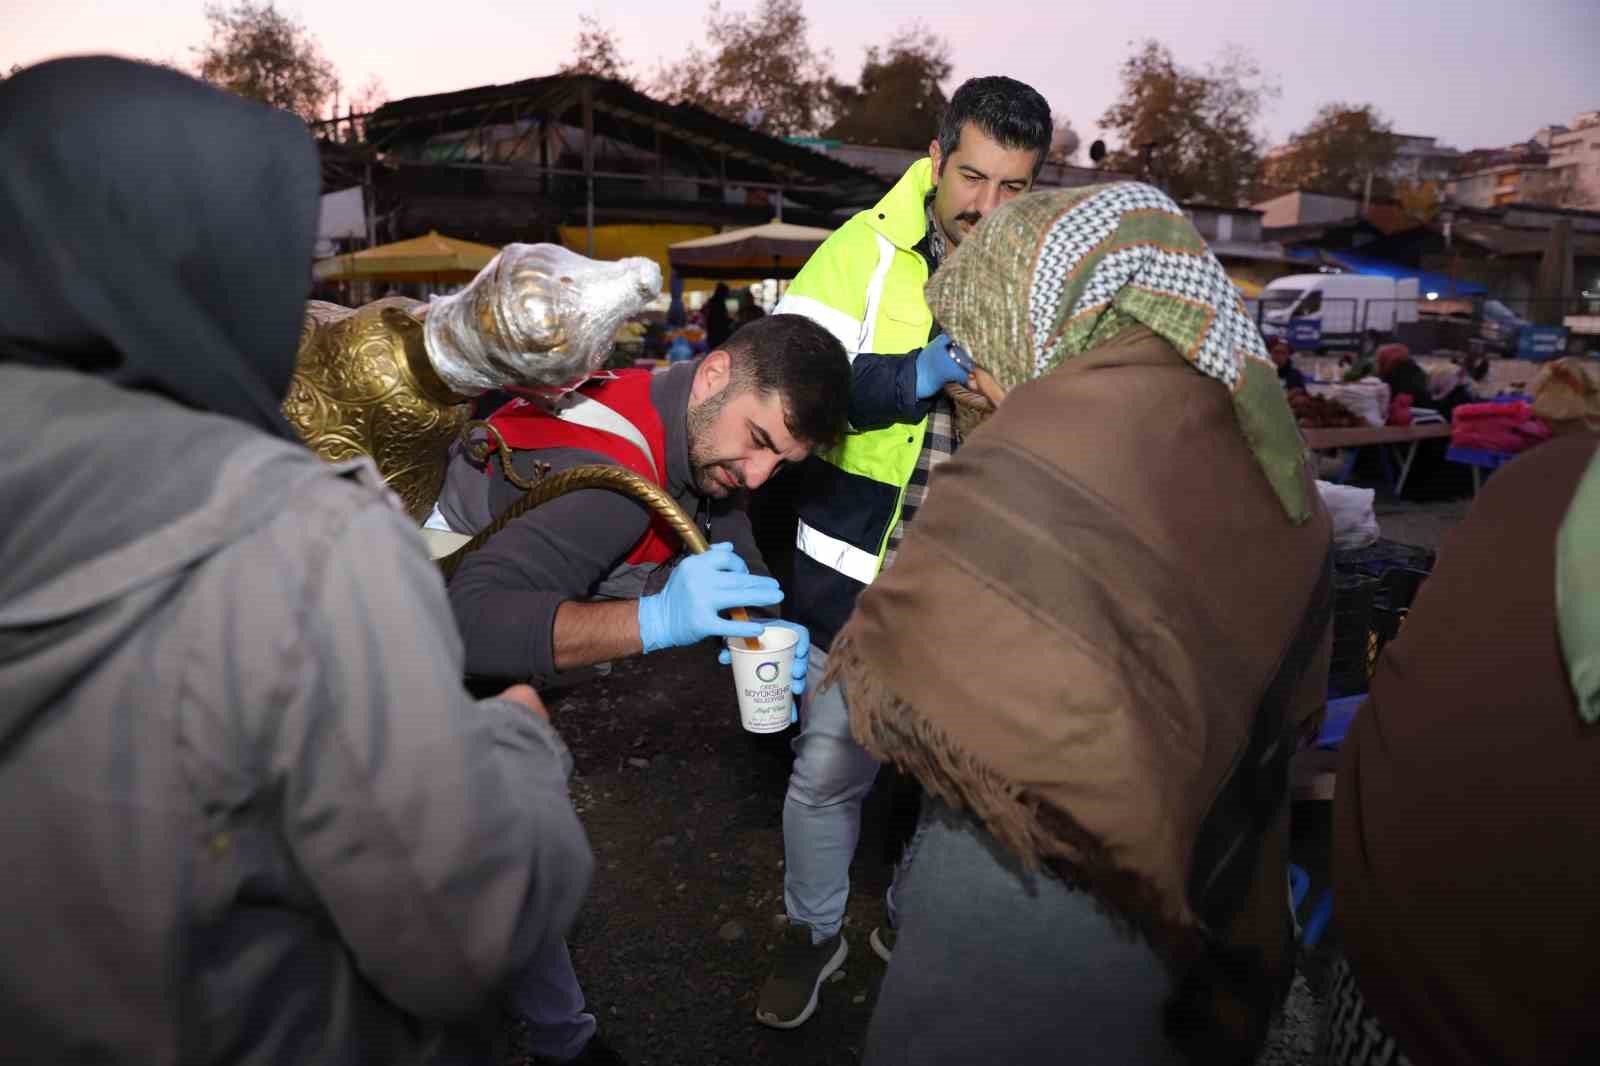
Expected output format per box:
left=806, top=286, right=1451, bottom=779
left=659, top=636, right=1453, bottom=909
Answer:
left=667, top=222, right=832, bottom=280
left=363, top=74, right=884, bottom=212
left=1284, top=247, right=1489, bottom=297
left=314, top=230, right=499, bottom=283
left=1452, top=218, right=1600, bottom=258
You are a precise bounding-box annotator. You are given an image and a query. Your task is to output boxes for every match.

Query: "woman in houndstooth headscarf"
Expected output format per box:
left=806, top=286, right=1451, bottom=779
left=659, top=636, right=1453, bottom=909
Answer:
left=829, top=183, right=1333, bottom=1066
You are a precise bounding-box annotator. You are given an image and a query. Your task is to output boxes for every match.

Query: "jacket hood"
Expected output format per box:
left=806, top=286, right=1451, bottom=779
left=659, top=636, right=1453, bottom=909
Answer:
left=0, top=56, right=320, bottom=440
left=0, top=56, right=330, bottom=745
left=862, top=157, right=936, bottom=252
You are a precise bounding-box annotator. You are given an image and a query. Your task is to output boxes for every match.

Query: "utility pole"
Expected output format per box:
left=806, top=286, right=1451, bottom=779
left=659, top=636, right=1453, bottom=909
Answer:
left=582, top=82, right=596, bottom=257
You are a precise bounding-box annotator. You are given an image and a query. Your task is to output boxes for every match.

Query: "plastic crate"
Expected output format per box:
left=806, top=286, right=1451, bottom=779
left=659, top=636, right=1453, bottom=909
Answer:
left=1377, top=566, right=1430, bottom=612
left=1329, top=571, right=1379, bottom=697
left=1334, top=539, right=1436, bottom=581
left=1317, top=694, right=1366, bottom=750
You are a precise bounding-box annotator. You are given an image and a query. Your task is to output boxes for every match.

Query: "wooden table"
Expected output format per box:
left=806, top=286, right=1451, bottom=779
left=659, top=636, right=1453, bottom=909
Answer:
left=1301, top=422, right=1452, bottom=495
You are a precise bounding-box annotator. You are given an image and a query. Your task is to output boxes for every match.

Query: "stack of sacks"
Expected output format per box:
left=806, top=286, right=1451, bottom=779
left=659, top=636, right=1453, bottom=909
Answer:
left=1450, top=400, right=1551, bottom=453
left=1529, top=357, right=1600, bottom=436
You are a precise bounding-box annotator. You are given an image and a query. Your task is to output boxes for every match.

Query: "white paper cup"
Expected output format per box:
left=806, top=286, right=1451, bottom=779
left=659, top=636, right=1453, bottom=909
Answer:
left=725, top=624, right=799, bottom=734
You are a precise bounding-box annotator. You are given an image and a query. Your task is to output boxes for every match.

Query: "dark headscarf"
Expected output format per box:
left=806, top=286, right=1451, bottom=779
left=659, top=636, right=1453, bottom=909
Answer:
left=0, top=57, right=321, bottom=439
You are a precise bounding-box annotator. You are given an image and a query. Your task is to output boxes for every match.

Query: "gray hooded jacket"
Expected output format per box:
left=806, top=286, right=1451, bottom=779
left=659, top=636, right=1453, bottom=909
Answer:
left=0, top=365, right=594, bottom=1064
left=0, top=58, right=592, bottom=1065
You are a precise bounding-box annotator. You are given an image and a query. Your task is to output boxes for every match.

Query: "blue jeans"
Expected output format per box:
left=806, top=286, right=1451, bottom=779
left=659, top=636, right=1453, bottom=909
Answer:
left=865, top=800, right=1185, bottom=1066
left=782, top=646, right=889, bottom=940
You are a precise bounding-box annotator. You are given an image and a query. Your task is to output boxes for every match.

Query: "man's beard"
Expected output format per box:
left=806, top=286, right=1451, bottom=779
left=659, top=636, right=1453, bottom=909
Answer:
left=686, top=388, right=740, bottom=496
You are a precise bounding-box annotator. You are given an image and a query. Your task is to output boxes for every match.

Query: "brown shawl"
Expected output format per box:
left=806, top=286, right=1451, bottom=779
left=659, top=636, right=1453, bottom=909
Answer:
left=828, top=328, right=1331, bottom=1056
left=1334, top=433, right=1600, bottom=1066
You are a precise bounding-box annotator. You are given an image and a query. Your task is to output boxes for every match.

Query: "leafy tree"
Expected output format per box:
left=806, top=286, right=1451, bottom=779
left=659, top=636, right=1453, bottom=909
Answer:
left=1263, top=103, right=1397, bottom=198
left=1099, top=40, right=1275, bottom=204
left=652, top=0, right=836, bottom=137
left=1395, top=178, right=1442, bottom=222
left=823, top=23, right=951, bottom=149
left=560, top=14, right=634, bottom=86
left=193, top=1, right=337, bottom=123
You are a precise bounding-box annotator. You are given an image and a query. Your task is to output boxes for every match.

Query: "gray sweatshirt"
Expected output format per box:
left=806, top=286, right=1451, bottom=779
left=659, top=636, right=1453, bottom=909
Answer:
left=0, top=365, right=593, bottom=1065
left=439, top=360, right=770, bottom=682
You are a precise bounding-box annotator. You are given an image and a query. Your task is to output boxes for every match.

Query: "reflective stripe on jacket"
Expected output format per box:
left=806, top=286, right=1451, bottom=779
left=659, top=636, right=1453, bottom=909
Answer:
left=774, top=157, right=937, bottom=646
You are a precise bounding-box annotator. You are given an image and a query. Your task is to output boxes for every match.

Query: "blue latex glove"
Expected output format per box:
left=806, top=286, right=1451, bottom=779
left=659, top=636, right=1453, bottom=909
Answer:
left=718, top=619, right=809, bottom=725
left=915, top=333, right=974, bottom=400
left=637, top=543, right=782, bottom=654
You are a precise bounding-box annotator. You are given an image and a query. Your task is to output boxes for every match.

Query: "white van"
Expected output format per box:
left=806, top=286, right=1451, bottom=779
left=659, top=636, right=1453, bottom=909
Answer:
left=1260, top=274, right=1420, bottom=348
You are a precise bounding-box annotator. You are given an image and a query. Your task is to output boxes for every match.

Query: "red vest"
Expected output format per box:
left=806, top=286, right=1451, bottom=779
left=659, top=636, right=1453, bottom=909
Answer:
left=486, top=371, right=677, bottom=564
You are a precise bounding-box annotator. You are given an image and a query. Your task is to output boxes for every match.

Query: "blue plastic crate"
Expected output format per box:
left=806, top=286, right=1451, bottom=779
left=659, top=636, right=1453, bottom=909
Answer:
left=1445, top=446, right=1516, bottom=470
left=1317, top=695, right=1364, bottom=749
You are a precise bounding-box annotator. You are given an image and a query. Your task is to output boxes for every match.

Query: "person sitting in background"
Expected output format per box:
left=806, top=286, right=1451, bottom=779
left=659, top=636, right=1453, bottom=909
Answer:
left=1327, top=430, right=1600, bottom=1066
left=1376, top=342, right=1477, bottom=497
left=829, top=183, right=1332, bottom=1066
left=1419, top=350, right=1490, bottom=422
left=1271, top=337, right=1309, bottom=392
left=1376, top=343, right=1431, bottom=411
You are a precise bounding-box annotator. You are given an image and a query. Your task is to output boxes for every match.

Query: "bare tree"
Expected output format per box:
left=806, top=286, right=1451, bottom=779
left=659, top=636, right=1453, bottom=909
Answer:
left=349, top=74, right=387, bottom=114
left=193, top=1, right=338, bottom=123
left=560, top=14, right=634, bottom=86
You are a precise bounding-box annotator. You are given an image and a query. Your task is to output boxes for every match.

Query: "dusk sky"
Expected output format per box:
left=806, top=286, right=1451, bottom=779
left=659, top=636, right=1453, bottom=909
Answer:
left=9, top=0, right=1596, bottom=154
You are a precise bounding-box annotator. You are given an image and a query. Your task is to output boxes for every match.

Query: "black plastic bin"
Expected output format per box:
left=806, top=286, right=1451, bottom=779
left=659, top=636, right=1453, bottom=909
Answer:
left=1329, top=571, right=1379, bottom=698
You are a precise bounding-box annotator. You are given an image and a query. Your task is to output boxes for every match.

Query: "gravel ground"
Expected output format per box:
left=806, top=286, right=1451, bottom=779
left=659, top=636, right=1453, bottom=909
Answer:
left=518, top=646, right=893, bottom=1066
left=505, top=495, right=1472, bottom=1065
left=1373, top=494, right=1470, bottom=553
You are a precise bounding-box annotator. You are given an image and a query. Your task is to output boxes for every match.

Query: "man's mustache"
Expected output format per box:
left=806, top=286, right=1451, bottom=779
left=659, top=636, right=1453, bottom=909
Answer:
left=954, top=211, right=981, bottom=226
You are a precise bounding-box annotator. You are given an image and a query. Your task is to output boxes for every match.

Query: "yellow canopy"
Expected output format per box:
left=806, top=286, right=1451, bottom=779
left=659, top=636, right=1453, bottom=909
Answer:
left=314, top=230, right=501, bottom=283
left=1231, top=276, right=1265, bottom=299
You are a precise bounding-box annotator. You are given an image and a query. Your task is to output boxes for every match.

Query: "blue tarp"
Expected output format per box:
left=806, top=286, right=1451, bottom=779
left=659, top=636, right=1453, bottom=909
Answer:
left=1283, top=248, right=1488, bottom=297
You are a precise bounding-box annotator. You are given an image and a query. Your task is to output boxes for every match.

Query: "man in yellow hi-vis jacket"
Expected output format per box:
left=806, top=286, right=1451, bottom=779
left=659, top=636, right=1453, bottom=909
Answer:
left=757, top=76, right=1053, bottom=1030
